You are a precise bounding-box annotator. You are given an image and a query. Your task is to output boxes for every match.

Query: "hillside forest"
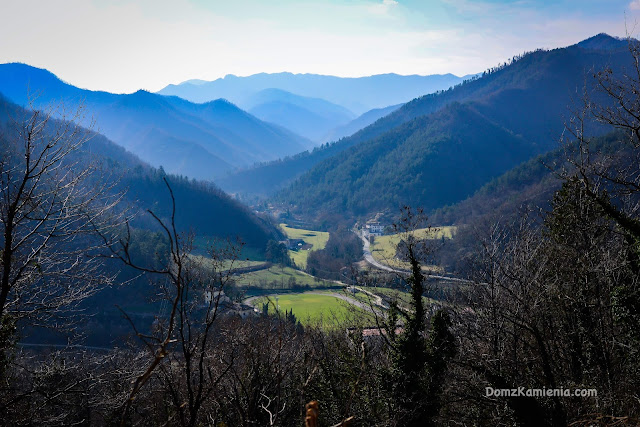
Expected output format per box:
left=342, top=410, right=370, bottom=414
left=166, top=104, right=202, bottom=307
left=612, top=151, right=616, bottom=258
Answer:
left=1, top=33, right=640, bottom=426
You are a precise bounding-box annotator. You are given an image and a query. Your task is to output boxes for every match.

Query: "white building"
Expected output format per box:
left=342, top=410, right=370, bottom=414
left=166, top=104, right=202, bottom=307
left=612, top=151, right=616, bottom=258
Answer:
left=366, top=222, right=385, bottom=236
left=204, top=290, right=231, bottom=305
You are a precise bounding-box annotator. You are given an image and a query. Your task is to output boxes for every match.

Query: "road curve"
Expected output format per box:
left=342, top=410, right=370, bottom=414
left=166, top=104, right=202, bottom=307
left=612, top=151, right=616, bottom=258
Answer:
left=316, top=291, right=385, bottom=318
left=359, top=231, right=397, bottom=272
left=356, top=230, right=474, bottom=284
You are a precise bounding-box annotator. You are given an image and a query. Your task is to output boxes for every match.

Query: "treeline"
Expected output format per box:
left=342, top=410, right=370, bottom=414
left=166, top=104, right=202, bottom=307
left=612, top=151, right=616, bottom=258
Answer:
left=442, top=173, right=640, bottom=424
left=2, top=308, right=451, bottom=426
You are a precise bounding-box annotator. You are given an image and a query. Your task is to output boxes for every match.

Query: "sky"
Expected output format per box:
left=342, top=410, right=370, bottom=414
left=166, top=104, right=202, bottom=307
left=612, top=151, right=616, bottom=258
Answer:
left=1, top=0, right=640, bottom=94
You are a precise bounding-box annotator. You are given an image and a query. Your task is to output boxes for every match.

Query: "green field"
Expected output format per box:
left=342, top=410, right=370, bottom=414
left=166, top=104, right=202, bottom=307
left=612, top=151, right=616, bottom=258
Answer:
left=188, top=254, right=267, bottom=272
left=370, top=226, right=456, bottom=270
left=280, top=224, right=330, bottom=269
left=250, top=292, right=363, bottom=326
left=234, top=266, right=335, bottom=289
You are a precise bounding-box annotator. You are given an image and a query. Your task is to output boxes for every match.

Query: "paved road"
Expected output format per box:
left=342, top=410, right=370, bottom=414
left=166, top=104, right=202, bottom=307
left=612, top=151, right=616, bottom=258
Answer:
left=317, top=291, right=385, bottom=318
left=359, top=231, right=397, bottom=272
left=346, top=286, right=388, bottom=309
left=357, top=230, right=474, bottom=284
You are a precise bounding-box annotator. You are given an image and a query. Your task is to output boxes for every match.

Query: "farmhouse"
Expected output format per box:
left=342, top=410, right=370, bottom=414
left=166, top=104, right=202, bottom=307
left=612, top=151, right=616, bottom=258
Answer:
left=365, top=221, right=385, bottom=236
left=204, top=290, right=231, bottom=305
left=204, top=290, right=257, bottom=318
left=346, top=326, right=404, bottom=348
left=231, top=303, right=257, bottom=319
left=285, top=238, right=305, bottom=250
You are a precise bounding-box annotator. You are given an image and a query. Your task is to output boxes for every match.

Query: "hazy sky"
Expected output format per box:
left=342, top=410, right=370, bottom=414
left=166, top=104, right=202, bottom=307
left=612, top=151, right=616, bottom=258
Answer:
left=2, top=0, right=640, bottom=93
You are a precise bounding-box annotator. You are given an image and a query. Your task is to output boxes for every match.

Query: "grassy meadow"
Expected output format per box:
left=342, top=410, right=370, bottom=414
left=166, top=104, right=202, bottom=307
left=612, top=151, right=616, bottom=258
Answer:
left=188, top=254, right=267, bottom=272
left=233, top=266, right=335, bottom=289
left=367, top=287, right=439, bottom=308
left=280, top=224, right=330, bottom=269
left=250, top=292, right=364, bottom=326
left=370, top=226, right=456, bottom=270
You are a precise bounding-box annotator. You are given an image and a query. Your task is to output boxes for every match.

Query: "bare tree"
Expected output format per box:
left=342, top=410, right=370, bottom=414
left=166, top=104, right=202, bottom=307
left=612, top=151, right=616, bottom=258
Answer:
left=0, top=100, right=120, bottom=344
left=448, top=181, right=640, bottom=425
left=563, top=35, right=640, bottom=240
left=99, top=177, right=245, bottom=426
left=0, top=100, right=126, bottom=425
left=154, top=237, right=242, bottom=427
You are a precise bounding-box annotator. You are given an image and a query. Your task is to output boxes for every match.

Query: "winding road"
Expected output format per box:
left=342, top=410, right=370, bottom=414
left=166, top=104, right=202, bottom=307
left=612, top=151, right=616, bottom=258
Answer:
left=360, top=231, right=397, bottom=272
left=357, top=230, right=474, bottom=284
left=319, top=291, right=385, bottom=318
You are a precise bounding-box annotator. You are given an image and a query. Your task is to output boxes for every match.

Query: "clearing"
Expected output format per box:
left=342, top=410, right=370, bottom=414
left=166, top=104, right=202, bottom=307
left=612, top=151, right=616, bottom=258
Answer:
left=280, top=224, right=330, bottom=269
left=188, top=254, right=267, bottom=272
left=369, top=226, right=456, bottom=270
left=233, top=266, right=335, bottom=290
left=249, top=291, right=366, bottom=326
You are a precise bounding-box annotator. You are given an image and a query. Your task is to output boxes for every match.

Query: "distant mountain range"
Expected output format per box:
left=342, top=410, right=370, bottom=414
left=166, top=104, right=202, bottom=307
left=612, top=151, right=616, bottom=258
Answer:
left=268, top=33, right=633, bottom=224
left=0, top=63, right=312, bottom=180
left=2, top=33, right=630, bottom=233
left=0, top=94, right=282, bottom=251
left=158, top=72, right=471, bottom=115
left=241, top=88, right=356, bottom=142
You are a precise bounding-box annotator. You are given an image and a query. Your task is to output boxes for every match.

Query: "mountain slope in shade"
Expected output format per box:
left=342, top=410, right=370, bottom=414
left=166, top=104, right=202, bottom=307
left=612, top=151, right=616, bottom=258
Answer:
left=274, top=34, right=636, bottom=223
left=242, top=88, right=356, bottom=142
left=0, top=94, right=281, bottom=251
left=0, top=63, right=311, bottom=181
left=158, top=72, right=468, bottom=115
left=279, top=103, right=536, bottom=220
left=430, top=129, right=630, bottom=227
left=323, top=103, right=403, bottom=143
left=216, top=103, right=402, bottom=196
left=428, top=130, right=631, bottom=273
left=221, top=33, right=632, bottom=199
left=577, top=33, right=627, bottom=51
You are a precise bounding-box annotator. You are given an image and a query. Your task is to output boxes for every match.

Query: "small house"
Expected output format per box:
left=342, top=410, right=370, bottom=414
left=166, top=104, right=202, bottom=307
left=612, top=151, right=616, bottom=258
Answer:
left=365, top=221, right=385, bottom=236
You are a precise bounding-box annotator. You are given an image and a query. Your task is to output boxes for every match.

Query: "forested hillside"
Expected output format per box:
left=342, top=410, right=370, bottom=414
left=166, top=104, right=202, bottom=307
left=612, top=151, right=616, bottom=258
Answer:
left=281, top=102, right=535, bottom=217
left=430, top=130, right=632, bottom=273
left=219, top=34, right=629, bottom=198
left=274, top=34, right=635, bottom=223
left=431, top=131, right=635, bottom=227
left=0, top=94, right=282, bottom=251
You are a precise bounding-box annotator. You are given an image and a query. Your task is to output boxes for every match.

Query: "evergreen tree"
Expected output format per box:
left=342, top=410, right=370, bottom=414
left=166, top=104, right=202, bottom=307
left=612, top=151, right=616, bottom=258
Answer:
left=385, top=207, right=456, bottom=426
